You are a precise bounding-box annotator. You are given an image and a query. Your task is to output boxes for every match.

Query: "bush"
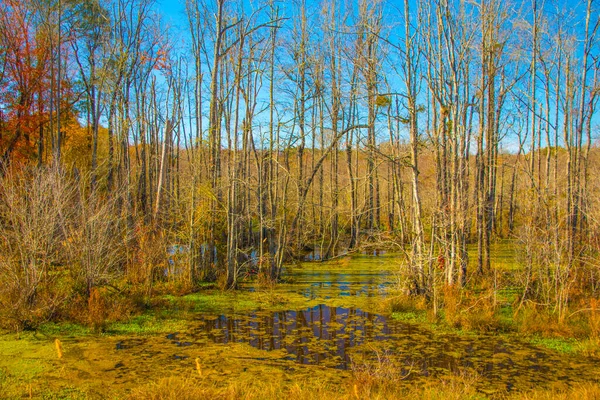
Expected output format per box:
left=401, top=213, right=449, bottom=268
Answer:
left=441, top=285, right=500, bottom=332
left=65, top=187, right=128, bottom=298
left=0, top=167, right=136, bottom=331
left=0, top=167, right=75, bottom=330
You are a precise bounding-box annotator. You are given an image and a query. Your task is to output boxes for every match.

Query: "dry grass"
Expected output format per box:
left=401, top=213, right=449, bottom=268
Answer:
left=441, top=285, right=500, bottom=331
left=513, top=304, right=574, bottom=337
left=352, top=355, right=481, bottom=400
left=513, top=300, right=600, bottom=340
left=383, top=292, right=426, bottom=314
left=127, top=373, right=484, bottom=400
left=384, top=284, right=501, bottom=333
left=87, top=288, right=108, bottom=332
left=128, top=375, right=600, bottom=400
left=128, top=376, right=344, bottom=400
left=508, top=384, right=600, bottom=399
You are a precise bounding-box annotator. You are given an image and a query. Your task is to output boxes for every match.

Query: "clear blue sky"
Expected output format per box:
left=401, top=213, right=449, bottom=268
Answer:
left=157, top=0, right=187, bottom=32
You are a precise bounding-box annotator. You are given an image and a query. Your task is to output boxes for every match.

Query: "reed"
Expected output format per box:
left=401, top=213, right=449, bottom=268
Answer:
left=195, top=358, right=202, bottom=377
left=54, top=338, right=63, bottom=359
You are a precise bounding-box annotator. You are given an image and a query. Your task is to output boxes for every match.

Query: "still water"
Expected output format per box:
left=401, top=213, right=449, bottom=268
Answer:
left=194, top=305, right=396, bottom=369
left=107, top=253, right=600, bottom=395
left=131, top=253, right=599, bottom=393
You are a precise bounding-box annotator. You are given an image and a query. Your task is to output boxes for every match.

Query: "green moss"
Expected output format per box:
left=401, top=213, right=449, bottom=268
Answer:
left=392, top=311, right=428, bottom=324
left=40, top=386, right=88, bottom=400
left=38, top=322, right=91, bottom=338
left=2, top=246, right=600, bottom=399
left=162, top=290, right=260, bottom=314
left=530, top=336, right=578, bottom=353
left=105, top=313, right=189, bottom=335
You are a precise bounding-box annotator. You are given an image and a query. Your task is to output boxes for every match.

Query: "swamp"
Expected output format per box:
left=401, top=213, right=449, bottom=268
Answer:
left=2, top=0, right=600, bottom=398
left=2, top=250, right=600, bottom=399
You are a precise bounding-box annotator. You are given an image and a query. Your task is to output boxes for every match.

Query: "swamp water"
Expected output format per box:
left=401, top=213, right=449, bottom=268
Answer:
left=1, top=253, right=599, bottom=398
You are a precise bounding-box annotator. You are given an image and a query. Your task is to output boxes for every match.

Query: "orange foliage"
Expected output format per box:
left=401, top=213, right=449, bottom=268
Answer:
left=0, top=0, right=75, bottom=167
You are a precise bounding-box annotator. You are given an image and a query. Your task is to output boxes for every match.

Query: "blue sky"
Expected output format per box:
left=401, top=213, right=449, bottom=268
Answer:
left=156, top=0, right=187, bottom=32
left=148, top=0, right=600, bottom=152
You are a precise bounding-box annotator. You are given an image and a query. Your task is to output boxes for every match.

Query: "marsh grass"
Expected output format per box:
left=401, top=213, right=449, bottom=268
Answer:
left=54, top=338, right=63, bottom=359
left=0, top=367, right=8, bottom=399
left=38, top=386, right=88, bottom=400
left=508, top=384, right=600, bottom=400
left=511, top=300, right=600, bottom=345
left=128, top=375, right=346, bottom=400
left=383, top=292, right=425, bottom=313
left=87, top=288, right=108, bottom=332
left=513, top=304, right=573, bottom=337
left=105, top=313, right=190, bottom=335
left=387, top=284, right=501, bottom=334
left=571, top=337, right=600, bottom=356
left=387, top=273, right=600, bottom=345
left=127, top=369, right=485, bottom=400
left=127, top=373, right=600, bottom=400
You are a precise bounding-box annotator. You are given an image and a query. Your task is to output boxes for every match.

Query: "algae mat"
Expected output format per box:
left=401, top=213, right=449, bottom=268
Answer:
left=0, top=254, right=599, bottom=399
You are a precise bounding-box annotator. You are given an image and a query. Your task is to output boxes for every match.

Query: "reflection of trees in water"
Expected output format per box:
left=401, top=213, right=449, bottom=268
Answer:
left=197, top=305, right=392, bottom=368
left=189, top=307, right=600, bottom=389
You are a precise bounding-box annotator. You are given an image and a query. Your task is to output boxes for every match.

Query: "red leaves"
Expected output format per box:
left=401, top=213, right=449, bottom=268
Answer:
left=0, top=0, right=51, bottom=163
left=0, top=0, right=76, bottom=166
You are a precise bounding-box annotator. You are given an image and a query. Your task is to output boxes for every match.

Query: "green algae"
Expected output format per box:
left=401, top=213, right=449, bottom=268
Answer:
left=529, top=336, right=578, bottom=354
left=392, top=310, right=428, bottom=324
left=162, top=290, right=260, bottom=314
left=1, top=251, right=600, bottom=399
left=106, top=314, right=191, bottom=335
left=37, top=323, right=92, bottom=338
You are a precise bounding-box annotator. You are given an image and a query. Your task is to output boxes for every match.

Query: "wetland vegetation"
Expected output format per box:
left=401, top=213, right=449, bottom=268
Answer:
left=2, top=0, right=600, bottom=398
left=2, top=252, right=600, bottom=399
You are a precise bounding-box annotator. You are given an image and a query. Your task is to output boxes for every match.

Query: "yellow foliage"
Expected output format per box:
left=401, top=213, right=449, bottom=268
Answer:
left=62, top=120, right=109, bottom=173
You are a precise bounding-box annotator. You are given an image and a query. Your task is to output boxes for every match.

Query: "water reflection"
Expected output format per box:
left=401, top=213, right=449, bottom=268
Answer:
left=105, top=248, right=600, bottom=396
left=302, top=248, right=386, bottom=261
left=194, top=305, right=406, bottom=369
left=283, top=257, right=394, bottom=299
left=360, top=249, right=387, bottom=256
left=180, top=303, right=594, bottom=392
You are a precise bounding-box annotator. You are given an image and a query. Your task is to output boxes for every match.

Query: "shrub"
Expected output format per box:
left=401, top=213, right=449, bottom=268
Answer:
left=65, top=187, right=129, bottom=299
left=0, top=167, right=75, bottom=330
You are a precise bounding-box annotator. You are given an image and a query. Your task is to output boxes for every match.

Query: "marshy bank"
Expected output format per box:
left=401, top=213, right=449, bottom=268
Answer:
left=1, top=252, right=600, bottom=399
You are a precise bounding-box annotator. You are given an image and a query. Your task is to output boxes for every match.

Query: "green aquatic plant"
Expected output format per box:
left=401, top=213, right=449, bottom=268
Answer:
left=38, top=322, right=91, bottom=337
left=530, top=336, right=578, bottom=354
left=2, top=250, right=600, bottom=399
left=391, top=311, right=428, bottom=324
left=106, top=314, right=190, bottom=335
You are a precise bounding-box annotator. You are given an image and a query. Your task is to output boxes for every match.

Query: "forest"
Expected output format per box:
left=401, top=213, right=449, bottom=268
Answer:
left=1, top=0, right=600, bottom=398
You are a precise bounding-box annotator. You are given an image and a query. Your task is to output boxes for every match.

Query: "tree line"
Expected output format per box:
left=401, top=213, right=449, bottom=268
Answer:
left=1, top=0, right=599, bottom=328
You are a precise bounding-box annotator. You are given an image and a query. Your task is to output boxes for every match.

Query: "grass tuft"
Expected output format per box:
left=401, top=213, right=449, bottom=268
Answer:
left=54, top=338, right=63, bottom=359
